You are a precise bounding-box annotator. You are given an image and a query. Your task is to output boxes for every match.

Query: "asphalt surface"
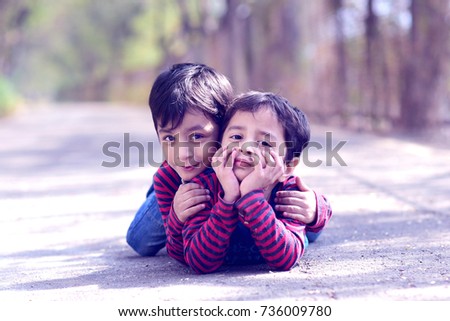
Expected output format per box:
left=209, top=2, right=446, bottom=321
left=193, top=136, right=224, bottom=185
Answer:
left=0, top=103, right=449, bottom=302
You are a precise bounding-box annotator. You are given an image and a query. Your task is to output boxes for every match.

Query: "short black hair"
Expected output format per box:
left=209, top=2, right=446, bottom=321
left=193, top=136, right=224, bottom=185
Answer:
left=149, top=63, right=233, bottom=133
left=221, top=91, right=310, bottom=162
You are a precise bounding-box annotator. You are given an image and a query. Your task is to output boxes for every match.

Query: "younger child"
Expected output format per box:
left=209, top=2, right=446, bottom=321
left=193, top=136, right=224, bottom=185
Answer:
left=156, top=91, right=332, bottom=273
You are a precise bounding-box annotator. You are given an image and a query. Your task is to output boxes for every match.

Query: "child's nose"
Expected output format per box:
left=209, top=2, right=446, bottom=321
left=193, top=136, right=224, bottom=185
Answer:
left=239, top=141, right=259, bottom=156
left=177, top=144, right=194, bottom=161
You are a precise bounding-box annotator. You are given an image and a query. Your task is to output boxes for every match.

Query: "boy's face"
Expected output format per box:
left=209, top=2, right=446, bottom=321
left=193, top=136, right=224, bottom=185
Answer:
left=221, top=107, right=287, bottom=182
left=157, top=109, right=219, bottom=182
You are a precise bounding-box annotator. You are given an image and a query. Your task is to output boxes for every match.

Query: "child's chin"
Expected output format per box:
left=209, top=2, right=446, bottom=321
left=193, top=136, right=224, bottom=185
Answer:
left=177, top=167, right=203, bottom=181
left=180, top=173, right=199, bottom=182
left=233, top=168, right=251, bottom=182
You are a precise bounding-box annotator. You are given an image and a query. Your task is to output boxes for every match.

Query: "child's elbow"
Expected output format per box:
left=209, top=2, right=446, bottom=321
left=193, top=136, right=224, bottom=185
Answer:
left=189, top=260, right=223, bottom=274
left=191, top=265, right=217, bottom=274
left=185, top=256, right=222, bottom=274
left=268, top=251, right=303, bottom=271
left=269, top=261, right=298, bottom=272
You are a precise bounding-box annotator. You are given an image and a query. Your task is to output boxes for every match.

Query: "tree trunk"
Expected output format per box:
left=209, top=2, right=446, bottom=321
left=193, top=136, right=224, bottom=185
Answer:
left=364, top=0, right=391, bottom=130
left=330, top=0, right=348, bottom=123
left=399, top=0, right=449, bottom=131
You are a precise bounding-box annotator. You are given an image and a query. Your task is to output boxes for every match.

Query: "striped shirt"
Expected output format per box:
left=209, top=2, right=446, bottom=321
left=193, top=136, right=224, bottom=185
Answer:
left=154, top=162, right=236, bottom=272
left=154, top=161, right=332, bottom=273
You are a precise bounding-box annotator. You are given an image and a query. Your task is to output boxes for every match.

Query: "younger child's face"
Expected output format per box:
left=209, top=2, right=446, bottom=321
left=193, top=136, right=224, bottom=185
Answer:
left=157, top=109, right=220, bottom=182
left=221, top=107, right=287, bottom=182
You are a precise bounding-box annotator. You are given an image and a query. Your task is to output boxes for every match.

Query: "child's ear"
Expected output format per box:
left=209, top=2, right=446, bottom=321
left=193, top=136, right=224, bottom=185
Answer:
left=278, top=157, right=300, bottom=182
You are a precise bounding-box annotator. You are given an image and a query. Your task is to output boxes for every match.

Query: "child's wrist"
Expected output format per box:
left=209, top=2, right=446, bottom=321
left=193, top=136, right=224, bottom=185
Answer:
left=240, top=180, right=262, bottom=196
left=223, top=192, right=239, bottom=203
left=240, top=186, right=260, bottom=197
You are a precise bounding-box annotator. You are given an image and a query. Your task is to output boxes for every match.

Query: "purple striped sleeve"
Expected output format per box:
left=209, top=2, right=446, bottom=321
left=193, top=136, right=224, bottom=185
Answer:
left=182, top=173, right=238, bottom=274
left=306, top=192, right=333, bottom=233
left=235, top=180, right=307, bottom=271
left=153, top=161, right=185, bottom=263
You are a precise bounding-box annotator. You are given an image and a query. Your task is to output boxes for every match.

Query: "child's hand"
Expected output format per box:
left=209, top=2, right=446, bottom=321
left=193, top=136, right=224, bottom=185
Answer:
left=173, top=183, right=210, bottom=222
left=212, top=147, right=240, bottom=203
left=240, top=149, right=284, bottom=196
left=274, top=176, right=317, bottom=225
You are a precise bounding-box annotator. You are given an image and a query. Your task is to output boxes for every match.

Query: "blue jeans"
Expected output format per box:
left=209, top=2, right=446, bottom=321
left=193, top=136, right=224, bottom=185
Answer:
left=126, top=184, right=166, bottom=256
left=126, top=184, right=322, bottom=259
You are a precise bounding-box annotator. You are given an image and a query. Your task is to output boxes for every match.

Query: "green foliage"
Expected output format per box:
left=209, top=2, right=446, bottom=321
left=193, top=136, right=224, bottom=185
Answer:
left=2, top=0, right=215, bottom=102
left=123, top=0, right=182, bottom=71
left=0, top=77, right=21, bottom=116
left=8, top=0, right=146, bottom=101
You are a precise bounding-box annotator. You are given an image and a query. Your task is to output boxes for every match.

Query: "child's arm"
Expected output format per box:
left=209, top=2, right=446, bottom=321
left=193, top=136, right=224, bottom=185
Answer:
left=237, top=151, right=306, bottom=271
left=153, top=162, right=185, bottom=263
left=211, top=147, right=240, bottom=202
left=180, top=148, right=241, bottom=274
left=274, top=176, right=333, bottom=232
left=235, top=180, right=307, bottom=271
left=181, top=173, right=238, bottom=274
left=173, top=183, right=211, bottom=223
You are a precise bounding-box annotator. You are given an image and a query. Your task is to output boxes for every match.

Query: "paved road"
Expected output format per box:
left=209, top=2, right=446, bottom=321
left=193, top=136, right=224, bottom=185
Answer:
left=0, top=103, right=449, bottom=303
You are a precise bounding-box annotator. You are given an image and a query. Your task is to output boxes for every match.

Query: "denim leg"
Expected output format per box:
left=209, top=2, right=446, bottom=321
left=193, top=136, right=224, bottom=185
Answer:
left=126, top=184, right=166, bottom=256
left=306, top=231, right=322, bottom=243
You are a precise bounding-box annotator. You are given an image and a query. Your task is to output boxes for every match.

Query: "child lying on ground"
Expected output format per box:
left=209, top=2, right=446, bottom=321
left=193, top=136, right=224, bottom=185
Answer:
left=127, top=63, right=320, bottom=258
left=154, top=90, right=332, bottom=273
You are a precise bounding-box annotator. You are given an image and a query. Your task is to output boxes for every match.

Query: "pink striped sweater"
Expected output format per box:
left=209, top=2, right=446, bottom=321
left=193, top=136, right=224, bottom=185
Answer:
left=154, top=161, right=332, bottom=273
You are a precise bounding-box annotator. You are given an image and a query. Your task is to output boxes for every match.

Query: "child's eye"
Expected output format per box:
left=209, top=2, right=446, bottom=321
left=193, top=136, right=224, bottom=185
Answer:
left=190, top=133, right=204, bottom=141
left=259, top=140, right=273, bottom=148
left=230, top=134, right=242, bottom=140
left=162, top=135, right=175, bottom=142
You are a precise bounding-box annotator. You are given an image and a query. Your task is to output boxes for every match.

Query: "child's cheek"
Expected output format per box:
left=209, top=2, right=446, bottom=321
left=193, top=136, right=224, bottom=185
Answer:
left=202, top=142, right=219, bottom=165
left=161, top=142, right=175, bottom=164
left=161, top=142, right=169, bottom=160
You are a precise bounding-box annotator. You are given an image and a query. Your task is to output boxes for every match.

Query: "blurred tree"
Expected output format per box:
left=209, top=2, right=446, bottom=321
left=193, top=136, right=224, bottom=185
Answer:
left=1, top=0, right=449, bottom=134
left=363, top=0, right=391, bottom=130
left=55, top=0, right=144, bottom=101
left=0, top=0, right=29, bottom=76
left=399, top=0, right=449, bottom=130
left=0, top=0, right=29, bottom=113
left=329, top=0, right=348, bottom=124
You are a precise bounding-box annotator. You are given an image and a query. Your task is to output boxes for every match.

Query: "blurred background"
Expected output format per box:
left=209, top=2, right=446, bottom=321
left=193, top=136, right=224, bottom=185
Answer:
left=1, top=0, right=449, bottom=135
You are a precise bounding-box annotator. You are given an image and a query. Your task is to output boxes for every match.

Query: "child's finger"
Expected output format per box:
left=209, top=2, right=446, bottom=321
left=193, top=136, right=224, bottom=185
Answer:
left=179, top=182, right=205, bottom=191
left=211, top=147, right=225, bottom=168
left=275, top=204, right=304, bottom=214
left=276, top=190, right=306, bottom=199
left=219, top=147, right=231, bottom=169
left=184, top=194, right=210, bottom=208
left=281, top=211, right=308, bottom=222
left=229, top=148, right=237, bottom=169
left=182, top=203, right=206, bottom=218
left=275, top=196, right=306, bottom=207
left=252, top=148, right=264, bottom=169
left=283, top=210, right=314, bottom=224
left=213, top=146, right=224, bottom=158
left=270, top=149, right=284, bottom=169
left=183, top=187, right=210, bottom=199
left=213, top=147, right=227, bottom=169
left=259, top=149, right=270, bottom=167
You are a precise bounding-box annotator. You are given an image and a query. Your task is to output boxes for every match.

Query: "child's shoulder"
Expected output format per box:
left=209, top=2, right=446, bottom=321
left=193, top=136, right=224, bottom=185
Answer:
left=190, top=168, right=218, bottom=187
left=154, top=161, right=182, bottom=189
left=156, top=161, right=178, bottom=178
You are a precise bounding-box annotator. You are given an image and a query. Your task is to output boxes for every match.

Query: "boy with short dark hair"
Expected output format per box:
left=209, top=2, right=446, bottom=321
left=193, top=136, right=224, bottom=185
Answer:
left=126, top=63, right=231, bottom=257
left=128, top=63, right=329, bottom=268
left=156, top=91, right=332, bottom=273
left=149, top=63, right=232, bottom=260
